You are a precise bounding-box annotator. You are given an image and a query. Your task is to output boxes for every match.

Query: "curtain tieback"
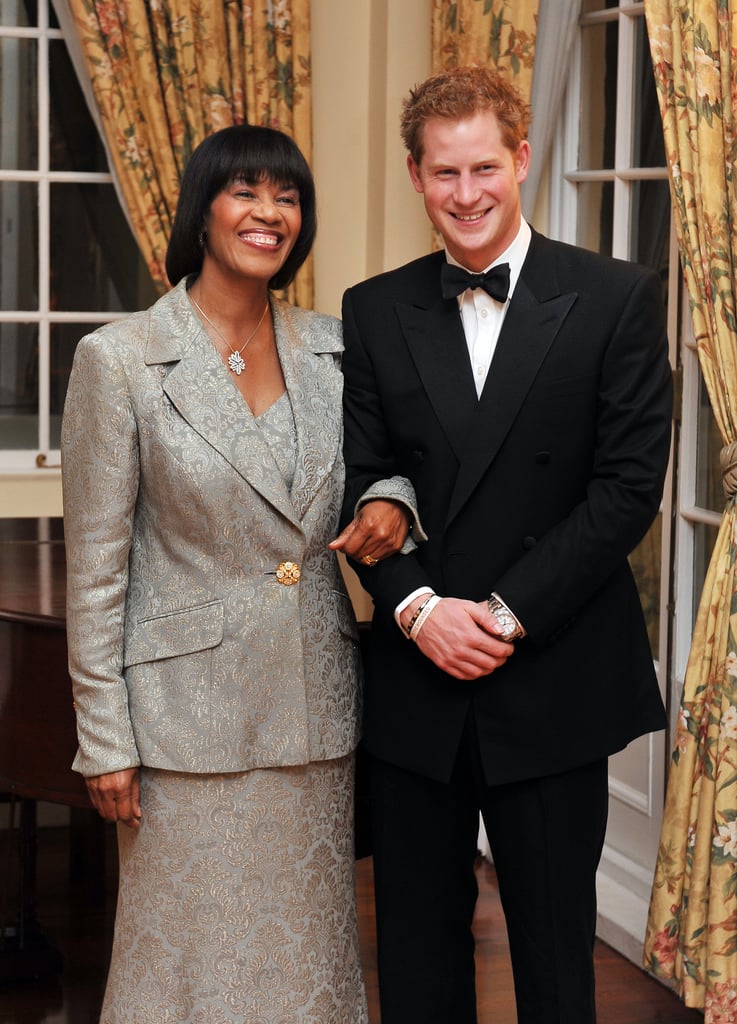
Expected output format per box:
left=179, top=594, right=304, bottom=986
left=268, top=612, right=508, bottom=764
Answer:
left=720, top=442, right=737, bottom=497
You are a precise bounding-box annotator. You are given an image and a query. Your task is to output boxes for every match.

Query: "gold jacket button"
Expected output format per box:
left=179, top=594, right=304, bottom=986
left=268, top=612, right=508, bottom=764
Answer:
left=275, top=560, right=301, bottom=585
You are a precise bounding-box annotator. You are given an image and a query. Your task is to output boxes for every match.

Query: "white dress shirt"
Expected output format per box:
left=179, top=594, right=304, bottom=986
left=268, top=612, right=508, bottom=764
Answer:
left=449, top=218, right=532, bottom=397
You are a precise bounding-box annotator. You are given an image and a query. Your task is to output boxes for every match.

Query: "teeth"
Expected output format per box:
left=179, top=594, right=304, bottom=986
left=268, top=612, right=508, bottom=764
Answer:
left=242, top=233, right=279, bottom=246
left=455, top=211, right=486, bottom=222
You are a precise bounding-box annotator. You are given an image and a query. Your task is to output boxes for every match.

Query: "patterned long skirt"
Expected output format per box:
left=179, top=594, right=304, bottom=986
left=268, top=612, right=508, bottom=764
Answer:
left=100, top=754, right=368, bottom=1023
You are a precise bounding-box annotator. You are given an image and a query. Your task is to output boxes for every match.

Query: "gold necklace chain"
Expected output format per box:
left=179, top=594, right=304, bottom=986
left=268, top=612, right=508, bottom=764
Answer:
left=190, top=294, right=269, bottom=376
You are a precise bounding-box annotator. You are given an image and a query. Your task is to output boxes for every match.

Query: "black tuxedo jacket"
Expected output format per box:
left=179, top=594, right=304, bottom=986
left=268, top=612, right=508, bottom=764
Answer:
left=341, top=229, right=673, bottom=787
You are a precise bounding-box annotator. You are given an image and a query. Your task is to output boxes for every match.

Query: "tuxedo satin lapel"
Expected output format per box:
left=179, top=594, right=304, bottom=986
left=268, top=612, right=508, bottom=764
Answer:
left=446, top=277, right=578, bottom=525
left=149, top=289, right=301, bottom=528
left=271, top=301, right=340, bottom=521
left=397, top=298, right=478, bottom=462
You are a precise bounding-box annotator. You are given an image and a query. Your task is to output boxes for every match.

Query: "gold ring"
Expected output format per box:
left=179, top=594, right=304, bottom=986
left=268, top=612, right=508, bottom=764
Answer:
left=361, top=555, right=379, bottom=567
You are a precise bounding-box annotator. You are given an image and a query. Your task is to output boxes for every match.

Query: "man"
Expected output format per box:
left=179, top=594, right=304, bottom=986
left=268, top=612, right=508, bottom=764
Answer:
left=333, top=67, right=673, bottom=1023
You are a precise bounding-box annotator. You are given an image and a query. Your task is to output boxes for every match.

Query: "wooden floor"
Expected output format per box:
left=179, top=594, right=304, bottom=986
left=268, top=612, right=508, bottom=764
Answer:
left=0, top=823, right=703, bottom=1023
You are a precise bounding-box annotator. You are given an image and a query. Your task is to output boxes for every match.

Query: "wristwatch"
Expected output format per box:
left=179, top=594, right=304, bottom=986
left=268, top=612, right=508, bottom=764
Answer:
left=487, top=593, right=525, bottom=641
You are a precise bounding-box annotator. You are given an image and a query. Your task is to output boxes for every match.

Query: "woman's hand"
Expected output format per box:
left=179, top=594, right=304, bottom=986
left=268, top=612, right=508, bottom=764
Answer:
left=85, top=767, right=141, bottom=829
left=329, top=499, right=410, bottom=565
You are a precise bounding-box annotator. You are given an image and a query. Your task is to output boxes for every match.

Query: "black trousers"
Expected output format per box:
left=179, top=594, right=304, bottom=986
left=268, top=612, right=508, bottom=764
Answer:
left=369, top=718, right=609, bottom=1024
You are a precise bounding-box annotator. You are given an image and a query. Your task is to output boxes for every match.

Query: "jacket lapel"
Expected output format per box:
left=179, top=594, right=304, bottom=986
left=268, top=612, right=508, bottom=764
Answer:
left=145, top=283, right=307, bottom=529
left=271, top=300, right=341, bottom=521
left=396, top=286, right=478, bottom=463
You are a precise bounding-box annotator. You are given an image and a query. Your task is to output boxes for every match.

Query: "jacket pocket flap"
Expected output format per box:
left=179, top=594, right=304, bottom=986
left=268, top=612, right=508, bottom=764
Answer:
left=123, top=600, right=223, bottom=667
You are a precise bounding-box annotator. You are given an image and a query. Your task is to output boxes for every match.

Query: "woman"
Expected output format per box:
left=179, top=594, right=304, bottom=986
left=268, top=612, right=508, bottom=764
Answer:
left=61, top=124, right=412, bottom=1022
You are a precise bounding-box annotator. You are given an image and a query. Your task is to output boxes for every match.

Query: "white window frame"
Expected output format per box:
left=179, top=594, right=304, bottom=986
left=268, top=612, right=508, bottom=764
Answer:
left=549, top=8, right=687, bottom=954
left=0, top=1, right=126, bottom=476
left=553, top=3, right=723, bottom=738
left=552, top=0, right=677, bottom=707
left=673, top=306, right=722, bottom=730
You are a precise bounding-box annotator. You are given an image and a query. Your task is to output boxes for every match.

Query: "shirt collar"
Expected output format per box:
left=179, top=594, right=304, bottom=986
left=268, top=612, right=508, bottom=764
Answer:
left=445, top=218, right=532, bottom=302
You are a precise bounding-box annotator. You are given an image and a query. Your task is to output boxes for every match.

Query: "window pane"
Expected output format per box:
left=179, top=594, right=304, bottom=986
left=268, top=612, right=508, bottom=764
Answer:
left=632, top=17, right=666, bottom=168
left=51, top=182, right=159, bottom=313
left=2, top=1, right=37, bottom=28
left=696, top=376, right=723, bottom=513
left=0, top=37, right=38, bottom=170
left=579, top=21, right=617, bottom=170
left=49, top=40, right=107, bottom=172
left=0, top=323, right=38, bottom=450
left=693, top=522, right=720, bottom=625
left=630, top=512, right=662, bottom=658
left=0, top=181, right=39, bottom=309
left=582, top=0, right=619, bottom=11
left=630, top=179, right=670, bottom=271
left=576, top=180, right=614, bottom=255
left=49, top=322, right=105, bottom=449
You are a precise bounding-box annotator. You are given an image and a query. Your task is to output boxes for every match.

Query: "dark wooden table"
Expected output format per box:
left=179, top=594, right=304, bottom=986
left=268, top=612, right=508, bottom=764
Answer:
left=0, top=517, right=97, bottom=981
left=0, top=517, right=89, bottom=807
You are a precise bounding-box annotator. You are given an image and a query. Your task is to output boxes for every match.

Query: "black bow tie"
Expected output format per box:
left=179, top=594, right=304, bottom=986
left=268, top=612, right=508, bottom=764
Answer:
left=440, top=262, right=511, bottom=302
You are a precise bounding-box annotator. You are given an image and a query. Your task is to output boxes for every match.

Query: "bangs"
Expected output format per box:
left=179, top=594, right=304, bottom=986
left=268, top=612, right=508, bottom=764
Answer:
left=212, top=129, right=312, bottom=198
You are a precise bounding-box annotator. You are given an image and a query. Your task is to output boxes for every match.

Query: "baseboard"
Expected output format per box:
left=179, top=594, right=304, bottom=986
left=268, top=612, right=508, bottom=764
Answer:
left=596, top=870, right=648, bottom=964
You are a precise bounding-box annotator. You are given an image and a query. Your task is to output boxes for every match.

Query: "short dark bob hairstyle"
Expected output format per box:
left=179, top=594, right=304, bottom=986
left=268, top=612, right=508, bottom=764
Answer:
left=165, top=124, right=316, bottom=291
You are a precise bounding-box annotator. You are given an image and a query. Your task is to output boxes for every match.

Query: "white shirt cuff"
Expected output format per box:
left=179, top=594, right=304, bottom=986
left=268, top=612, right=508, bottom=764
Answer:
left=394, top=587, right=435, bottom=630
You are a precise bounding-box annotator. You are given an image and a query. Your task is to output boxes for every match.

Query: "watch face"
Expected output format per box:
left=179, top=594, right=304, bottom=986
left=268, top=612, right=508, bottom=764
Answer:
left=488, top=596, right=520, bottom=639
left=495, top=607, right=515, bottom=638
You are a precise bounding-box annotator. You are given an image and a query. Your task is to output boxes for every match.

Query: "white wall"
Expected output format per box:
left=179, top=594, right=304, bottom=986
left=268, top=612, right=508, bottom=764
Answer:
left=2, top=475, right=63, bottom=517
left=311, top=0, right=432, bottom=317
left=311, top=0, right=432, bottom=617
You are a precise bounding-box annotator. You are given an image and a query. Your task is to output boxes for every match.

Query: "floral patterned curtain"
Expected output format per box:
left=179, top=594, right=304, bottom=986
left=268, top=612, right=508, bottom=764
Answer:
left=65, top=0, right=313, bottom=306
left=431, top=0, right=539, bottom=99
left=642, top=3, right=737, bottom=1020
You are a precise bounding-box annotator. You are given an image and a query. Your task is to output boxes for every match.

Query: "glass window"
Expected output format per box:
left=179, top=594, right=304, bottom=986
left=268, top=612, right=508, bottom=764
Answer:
left=8, top=2, right=38, bottom=27
left=0, top=1, right=158, bottom=471
left=0, top=181, right=39, bottom=308
left=49, top=322, right=105, bottom=450
left=579, top=21, right=617, bottom=171
left=0, top=323, right=39, bottom=450
left=693, top=522, right=720, bottom=622
left=49, top=39, right=107, bottom=173
left=51, top=182, right=156, bottom=313
left=561, top=3, right=674, bottom=674
left=632, top=16, right=666, bottom=168
left=576, top=180, right=614, bottom=255
left=0, top=37, right=38, bottom=170
left=695, top=376, right=723, bottom=514
left=630, top=179, right=671, bottom=273
left=630, top=513, right=662, bottom=659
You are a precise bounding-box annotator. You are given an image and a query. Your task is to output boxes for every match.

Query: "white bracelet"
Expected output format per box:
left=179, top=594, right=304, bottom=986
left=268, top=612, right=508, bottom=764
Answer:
left=404, top=593, right=435, bottom=636
left=409, top=594, right=442, bottom=641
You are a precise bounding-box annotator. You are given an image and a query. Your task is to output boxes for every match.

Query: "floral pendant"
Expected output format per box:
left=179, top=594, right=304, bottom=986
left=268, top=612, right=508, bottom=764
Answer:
left=228, top=352, right=246, bottom=375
